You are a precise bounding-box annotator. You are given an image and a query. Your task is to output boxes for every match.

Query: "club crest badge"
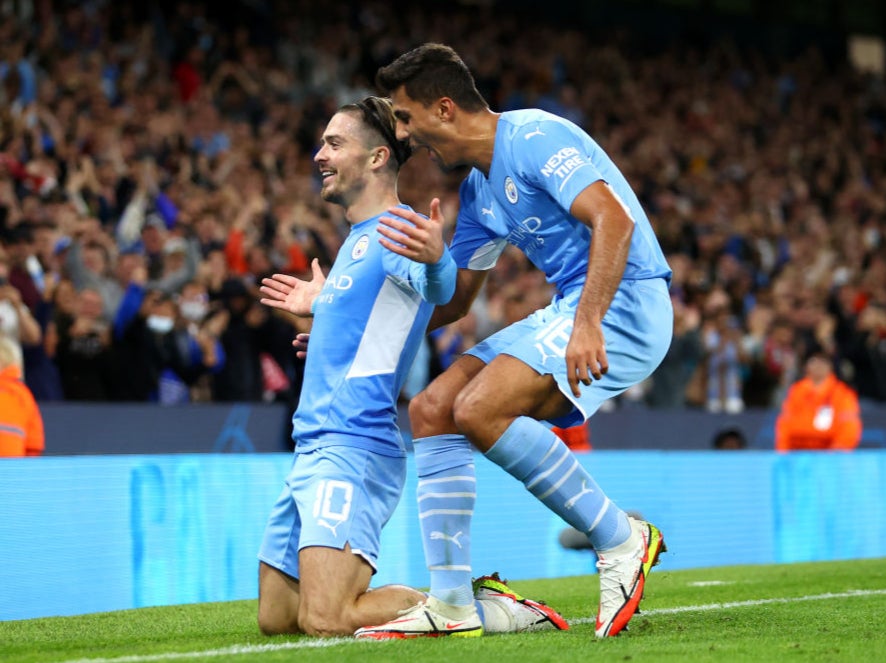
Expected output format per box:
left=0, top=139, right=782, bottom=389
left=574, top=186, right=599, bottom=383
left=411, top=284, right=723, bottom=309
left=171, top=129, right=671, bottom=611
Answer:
left=352, top=234, right=370, bottom=260
left=504, top=177, right=518, bottom=204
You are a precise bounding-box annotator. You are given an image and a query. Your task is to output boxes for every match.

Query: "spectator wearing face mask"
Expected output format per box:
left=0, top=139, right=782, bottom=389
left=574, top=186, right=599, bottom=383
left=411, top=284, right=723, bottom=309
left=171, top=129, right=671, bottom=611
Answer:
left=111, top=284, right=171, bottom=401
left=164, top=280, right=227, bottom=403
left=112, top=278, right=226, bottom=403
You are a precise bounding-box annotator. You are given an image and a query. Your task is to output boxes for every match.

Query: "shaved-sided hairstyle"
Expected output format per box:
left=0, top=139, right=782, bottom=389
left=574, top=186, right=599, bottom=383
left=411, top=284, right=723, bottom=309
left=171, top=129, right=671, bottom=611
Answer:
left=338, top=96, right=412, bottom=169
left=376, top=43, right=488, bottom=112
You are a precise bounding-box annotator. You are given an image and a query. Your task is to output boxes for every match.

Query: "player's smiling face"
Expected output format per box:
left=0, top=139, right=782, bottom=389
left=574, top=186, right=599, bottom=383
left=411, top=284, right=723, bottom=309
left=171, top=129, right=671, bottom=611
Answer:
left=314, top=112, right=371, bottom=206
left=390, top=87, right=457, bottom=172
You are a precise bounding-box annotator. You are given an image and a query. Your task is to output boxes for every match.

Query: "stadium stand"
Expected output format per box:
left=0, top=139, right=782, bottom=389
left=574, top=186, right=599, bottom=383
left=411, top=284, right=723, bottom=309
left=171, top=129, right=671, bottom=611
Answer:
left=0, top=0, right=884, bottom=420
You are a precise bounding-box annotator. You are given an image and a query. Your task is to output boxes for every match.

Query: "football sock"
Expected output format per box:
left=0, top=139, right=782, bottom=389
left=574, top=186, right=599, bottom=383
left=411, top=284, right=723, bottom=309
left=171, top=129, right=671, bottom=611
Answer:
left=485, top=416, right=631, bottom=551
left=414, top=434, right=477, bottom=607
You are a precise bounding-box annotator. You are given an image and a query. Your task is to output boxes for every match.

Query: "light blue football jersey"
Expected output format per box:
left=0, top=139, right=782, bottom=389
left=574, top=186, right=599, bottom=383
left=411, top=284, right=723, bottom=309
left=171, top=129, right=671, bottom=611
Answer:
left=292, top=206, right=454, bottom=457
left=450, top=109, right=671, bottom=294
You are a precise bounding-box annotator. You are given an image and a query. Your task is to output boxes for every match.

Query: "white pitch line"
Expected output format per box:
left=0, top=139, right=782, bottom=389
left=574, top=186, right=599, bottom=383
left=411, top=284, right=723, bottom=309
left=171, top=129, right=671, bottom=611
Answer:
left=58, top=639, right=358, bottom=663
left=58, top=589, right=886, bottom=663
left=568, top=588, right=886, bottom=625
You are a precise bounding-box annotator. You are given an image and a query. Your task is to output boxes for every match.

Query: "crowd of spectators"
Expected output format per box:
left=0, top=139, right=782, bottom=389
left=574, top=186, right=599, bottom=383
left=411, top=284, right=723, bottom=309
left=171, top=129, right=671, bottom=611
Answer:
left=1, top=0, right=884, bottom=410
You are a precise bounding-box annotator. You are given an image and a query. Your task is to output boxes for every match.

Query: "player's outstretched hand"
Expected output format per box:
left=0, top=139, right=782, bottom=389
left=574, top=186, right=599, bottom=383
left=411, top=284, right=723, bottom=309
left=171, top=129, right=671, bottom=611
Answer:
left=259, top=259, right=325, bottom=318
left=377, top=198, right=446, bottom=264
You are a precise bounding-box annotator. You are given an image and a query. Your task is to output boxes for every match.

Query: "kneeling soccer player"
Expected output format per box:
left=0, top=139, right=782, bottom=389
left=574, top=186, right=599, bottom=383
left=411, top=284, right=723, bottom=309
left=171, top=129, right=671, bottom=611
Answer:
left=255, top=95, right=567, bottom=638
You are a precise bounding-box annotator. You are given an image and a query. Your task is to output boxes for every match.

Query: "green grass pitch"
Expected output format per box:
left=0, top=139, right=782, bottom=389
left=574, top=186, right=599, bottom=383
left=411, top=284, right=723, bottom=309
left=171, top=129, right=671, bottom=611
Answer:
left=2, top=558, right=885, bottom=663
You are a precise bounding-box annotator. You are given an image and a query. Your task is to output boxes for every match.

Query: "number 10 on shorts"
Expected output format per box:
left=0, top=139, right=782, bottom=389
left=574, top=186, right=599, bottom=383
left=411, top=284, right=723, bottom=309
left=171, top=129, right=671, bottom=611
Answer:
left=313, top=479, right=354, bottom=524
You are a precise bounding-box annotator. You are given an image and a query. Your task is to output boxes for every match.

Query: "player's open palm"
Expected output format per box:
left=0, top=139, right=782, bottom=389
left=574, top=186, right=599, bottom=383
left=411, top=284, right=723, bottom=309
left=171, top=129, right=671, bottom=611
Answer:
left=377, top=198, right=446, bottom=264
left=260, top=259, right=325, bottom=317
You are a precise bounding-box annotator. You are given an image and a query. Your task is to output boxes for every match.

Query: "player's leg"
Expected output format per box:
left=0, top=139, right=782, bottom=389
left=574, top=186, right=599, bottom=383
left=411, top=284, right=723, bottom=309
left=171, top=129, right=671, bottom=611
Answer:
left=357, top=353, right=568, bottom=638
left=259, top=445, right=422, bottom=636
left=257, top=475, right=305, bottom=635
left=297, top=544, right=423, bottom=636
left=260, top=546, right=425, bottom=636
left=454, top=280, right=672, bottom=637
left=408, top=352, right=484, bottom=438
left=455, top=357, right=663, bottom=638
left=258, top=562, right=302, bottom=635
left=408, top=356, right=485, bottom=620
left=454, top=353, right=631, bottom=549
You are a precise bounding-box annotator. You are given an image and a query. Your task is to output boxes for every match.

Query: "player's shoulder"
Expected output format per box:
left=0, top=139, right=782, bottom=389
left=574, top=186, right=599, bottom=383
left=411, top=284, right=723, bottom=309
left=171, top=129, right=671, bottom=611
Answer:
left=374, top=203, right=426, bottom=223
left=458, top=168, right=487, bottom=195
left=497, top=110, right=588, bottom=175
left=394, top=202, right=419, bottom=216
left=499, top=108, right=581, bottom=141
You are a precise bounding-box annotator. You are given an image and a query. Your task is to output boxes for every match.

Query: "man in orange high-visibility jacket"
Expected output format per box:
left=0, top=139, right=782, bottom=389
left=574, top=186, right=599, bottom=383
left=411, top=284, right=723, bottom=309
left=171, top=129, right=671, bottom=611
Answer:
left=552, top=424, right=592, bottom=452
left=0, top=335, right=44, bottom=457
left=775, top=346, right=861, bottom=452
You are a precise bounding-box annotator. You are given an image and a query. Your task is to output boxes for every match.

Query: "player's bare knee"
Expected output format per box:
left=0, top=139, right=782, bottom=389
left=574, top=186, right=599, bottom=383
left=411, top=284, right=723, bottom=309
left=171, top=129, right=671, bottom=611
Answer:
left=409, top=387, right=454, bottom=432
left=257, top=616, right=282, bottom=636
left=258, top=608, right=298, bottom=636
left=452, top=389, right=484, bottom=438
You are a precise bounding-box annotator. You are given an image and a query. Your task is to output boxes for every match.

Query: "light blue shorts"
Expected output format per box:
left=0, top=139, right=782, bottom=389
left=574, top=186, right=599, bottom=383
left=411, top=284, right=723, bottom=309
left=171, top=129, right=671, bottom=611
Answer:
left=258, top=446, right=406, bottom=579
left=467, top=278, right=673, bottom=428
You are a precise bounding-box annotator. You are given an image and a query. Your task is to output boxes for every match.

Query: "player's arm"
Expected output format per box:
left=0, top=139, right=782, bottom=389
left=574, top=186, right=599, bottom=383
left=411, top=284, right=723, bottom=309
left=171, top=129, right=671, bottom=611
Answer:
left=378, top=200, right=457, bottom=305
left=378, top=190, right=492, bottom=329
left=566, top=181, right=634, bottom=396
left=428, top=267, right=487, bottom=331
left=519, top=119, right=636, bottom=396
left=417, top=246, right=457, bottom=305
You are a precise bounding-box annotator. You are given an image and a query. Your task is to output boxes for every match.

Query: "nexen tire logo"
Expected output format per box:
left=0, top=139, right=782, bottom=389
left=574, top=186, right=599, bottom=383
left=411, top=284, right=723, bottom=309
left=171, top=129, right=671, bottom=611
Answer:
left=541, top=146, right=586, bottom=179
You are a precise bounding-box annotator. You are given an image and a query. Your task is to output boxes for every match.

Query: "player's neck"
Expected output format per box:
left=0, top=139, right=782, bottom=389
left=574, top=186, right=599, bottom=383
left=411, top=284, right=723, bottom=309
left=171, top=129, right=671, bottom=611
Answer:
left=460, top=110, right=499, bottom=176
left=343, top=187, right=401, bottom=225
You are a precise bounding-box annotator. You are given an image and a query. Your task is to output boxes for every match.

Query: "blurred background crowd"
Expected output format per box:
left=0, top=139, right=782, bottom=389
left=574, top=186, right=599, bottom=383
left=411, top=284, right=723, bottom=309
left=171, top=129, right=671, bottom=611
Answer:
left=1, top=0, right=884, bottom=412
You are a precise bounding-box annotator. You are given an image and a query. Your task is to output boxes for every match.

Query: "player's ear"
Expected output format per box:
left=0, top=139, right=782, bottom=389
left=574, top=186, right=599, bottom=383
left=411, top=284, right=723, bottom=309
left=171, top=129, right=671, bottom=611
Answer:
left=371, top=147, right=389, bottom=167
left=439, top=97, right=455, bottom=121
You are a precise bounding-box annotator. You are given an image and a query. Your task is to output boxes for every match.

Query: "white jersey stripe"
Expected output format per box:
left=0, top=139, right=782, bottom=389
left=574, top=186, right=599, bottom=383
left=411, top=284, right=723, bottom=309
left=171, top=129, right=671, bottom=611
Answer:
left=347, top=277, right=421, bottom=378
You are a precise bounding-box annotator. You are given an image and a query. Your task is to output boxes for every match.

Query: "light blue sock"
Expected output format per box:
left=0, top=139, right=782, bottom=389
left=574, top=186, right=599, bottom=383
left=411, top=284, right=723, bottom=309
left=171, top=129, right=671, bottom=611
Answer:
left=485, top=416, right=631, bottom=551
left=414, top=434, right=476, bottom=607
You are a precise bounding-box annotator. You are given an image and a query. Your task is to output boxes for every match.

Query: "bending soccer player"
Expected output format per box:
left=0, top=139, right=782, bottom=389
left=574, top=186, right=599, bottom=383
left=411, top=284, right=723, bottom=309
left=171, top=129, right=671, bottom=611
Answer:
left=256, top=96, right=567, bottom=637
left=356, top=44, right=673, bottom=640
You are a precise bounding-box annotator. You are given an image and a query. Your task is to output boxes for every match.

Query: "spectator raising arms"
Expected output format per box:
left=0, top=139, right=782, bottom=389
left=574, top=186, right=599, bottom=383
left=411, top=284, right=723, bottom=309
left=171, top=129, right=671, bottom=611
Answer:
left=0, top=2, right=884, bottom=409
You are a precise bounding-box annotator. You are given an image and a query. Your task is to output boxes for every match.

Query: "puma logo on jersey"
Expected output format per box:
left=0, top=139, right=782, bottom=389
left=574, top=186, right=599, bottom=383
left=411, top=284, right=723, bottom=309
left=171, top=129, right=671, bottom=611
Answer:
left=524, top=126, right=545, bottom=140
left=481, top=206, right=495, bottom=218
